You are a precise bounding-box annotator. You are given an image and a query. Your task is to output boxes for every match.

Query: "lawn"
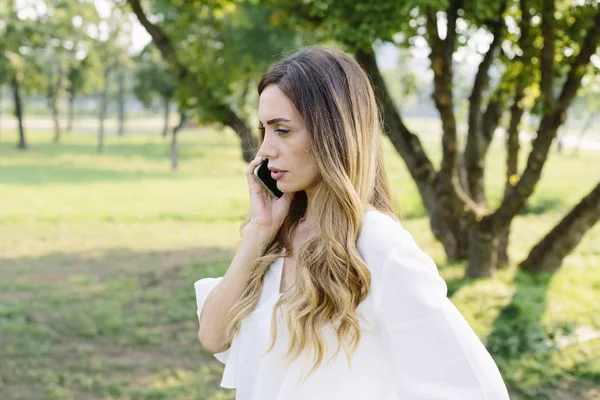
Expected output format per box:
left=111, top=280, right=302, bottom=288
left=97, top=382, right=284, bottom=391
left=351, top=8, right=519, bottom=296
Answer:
left=0, top=122, right=599, bottom=399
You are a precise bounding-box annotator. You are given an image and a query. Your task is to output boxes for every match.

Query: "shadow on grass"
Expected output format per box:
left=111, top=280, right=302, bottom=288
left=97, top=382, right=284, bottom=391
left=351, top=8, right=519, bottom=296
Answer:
left=484, top=268, right=597, bottom=399
left=0, top=246, right=237, bottom=399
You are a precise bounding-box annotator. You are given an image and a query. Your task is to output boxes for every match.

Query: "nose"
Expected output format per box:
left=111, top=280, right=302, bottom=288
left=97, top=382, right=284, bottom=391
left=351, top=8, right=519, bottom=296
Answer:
left=257, top=131, right=278, bottom=160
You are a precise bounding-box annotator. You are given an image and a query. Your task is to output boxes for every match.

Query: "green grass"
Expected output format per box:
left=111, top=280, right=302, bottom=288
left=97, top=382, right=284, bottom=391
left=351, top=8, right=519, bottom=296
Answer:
left=0, top=123, right=599, bottom=399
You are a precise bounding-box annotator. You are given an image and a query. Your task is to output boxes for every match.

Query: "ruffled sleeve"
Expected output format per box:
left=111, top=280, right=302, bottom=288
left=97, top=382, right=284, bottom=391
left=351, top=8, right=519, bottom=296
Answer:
left=194, top=277, right=230, bottom=364
left=372, top=223, right=510, bottom=399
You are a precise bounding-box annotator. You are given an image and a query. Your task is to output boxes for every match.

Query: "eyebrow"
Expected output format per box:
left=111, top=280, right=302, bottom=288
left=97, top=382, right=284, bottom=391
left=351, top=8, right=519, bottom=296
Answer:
left=259, top=117, right=291, bottom=125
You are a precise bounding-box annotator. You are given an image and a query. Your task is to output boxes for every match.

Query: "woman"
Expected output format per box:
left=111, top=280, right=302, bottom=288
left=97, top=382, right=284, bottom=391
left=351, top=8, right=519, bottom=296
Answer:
left=195, top=46, right=510, bottom=399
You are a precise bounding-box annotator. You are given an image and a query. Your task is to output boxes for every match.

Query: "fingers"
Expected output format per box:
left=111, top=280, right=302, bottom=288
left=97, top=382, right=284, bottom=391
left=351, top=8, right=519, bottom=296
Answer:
left=246, top=155, right=265, bottom=191
left=246, top=155, right=263, bottom=178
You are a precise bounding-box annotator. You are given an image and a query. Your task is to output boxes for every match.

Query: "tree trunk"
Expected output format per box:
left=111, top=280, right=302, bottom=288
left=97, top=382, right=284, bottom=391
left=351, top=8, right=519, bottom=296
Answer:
left=98, top=66, right=109, bottom=154
left=170, top=110, right=187, bottom=170
left=464, top=1, right=506, bottom=206
left=67, top=90, right=75, bottom=134
left=465, top=7, right=600, bottom=277
left=355, top=45, right=469, bottom=261
left=11, top=75, right=26, bottom=149
left=222, top=107, right=258, bottom=163
left=465, top=220, right=496, bottom=278
left=496, top=85, right=527, bottom=268
left=162, top=97, right=170, bottom=137
left=48, top=64, right=64, bottom=143
left=520, top=182, right=600, bottom=273
left=495, top=0, right=532, bottom=269
left=117, top=69, right=125, bottom=136
left=50, top=96, right=61, bottom=143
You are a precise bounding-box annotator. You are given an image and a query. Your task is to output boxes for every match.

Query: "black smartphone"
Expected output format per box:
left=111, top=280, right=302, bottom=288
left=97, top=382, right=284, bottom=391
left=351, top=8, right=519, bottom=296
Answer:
left=253, top=158, right=284, bottom=198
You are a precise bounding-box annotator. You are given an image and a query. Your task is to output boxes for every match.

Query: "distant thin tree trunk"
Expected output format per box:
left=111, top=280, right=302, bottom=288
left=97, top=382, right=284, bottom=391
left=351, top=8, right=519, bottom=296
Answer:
left=98, top=66, right=110, bottom=154
left=117, top=69, right=125, bottom=136
left=67, top=90, right=75, bottom=133
left=50, top=98, right=61, bottom=143
left=162, top=96, right=170, bottom=137
left=170, top=110, right=187, bottom=170
left=49, top=65, right=64, bottom=143
left=11, top=75, right=26, bottom=149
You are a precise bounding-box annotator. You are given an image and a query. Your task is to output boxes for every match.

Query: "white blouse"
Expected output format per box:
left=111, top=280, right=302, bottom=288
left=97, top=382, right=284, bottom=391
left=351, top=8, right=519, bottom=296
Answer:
left=194, top=210, right=510, bottom=399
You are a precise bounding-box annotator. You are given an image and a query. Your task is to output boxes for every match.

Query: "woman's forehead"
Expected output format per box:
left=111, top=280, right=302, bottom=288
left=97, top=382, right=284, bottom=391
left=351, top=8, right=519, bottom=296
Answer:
left=259, top=86, right=300, bottom=123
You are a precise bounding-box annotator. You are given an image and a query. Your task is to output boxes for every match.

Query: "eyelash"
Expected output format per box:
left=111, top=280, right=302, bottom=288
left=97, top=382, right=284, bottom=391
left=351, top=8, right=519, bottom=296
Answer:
left=258, top=127, right=289, bottom=136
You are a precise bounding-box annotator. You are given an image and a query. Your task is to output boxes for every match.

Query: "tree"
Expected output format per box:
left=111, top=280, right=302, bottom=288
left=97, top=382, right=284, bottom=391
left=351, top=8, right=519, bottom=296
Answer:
left=0, top=1, right=45, bottom=149
left=263, top=0, right=600, bottom=277
left=93, top=3, right=131, bottom=153
left=127, top=0, right=313, bottom=162
left=133, top=45, right=178, bottom=137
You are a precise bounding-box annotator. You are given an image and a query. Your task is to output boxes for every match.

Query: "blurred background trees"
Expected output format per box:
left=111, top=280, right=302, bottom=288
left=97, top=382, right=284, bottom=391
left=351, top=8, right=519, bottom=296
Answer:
left=1, top=0, right=598, bottom=278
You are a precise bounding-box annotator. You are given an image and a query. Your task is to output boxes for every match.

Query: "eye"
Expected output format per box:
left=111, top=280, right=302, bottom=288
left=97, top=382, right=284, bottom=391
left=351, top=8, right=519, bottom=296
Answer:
left=257, top=126, right=289, bottom=137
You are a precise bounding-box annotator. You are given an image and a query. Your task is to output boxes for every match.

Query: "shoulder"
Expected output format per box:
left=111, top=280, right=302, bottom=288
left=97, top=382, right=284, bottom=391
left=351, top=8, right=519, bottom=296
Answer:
left=357, top=210, right=410, bottom=253
left=356, top=210, right=415, bottom=274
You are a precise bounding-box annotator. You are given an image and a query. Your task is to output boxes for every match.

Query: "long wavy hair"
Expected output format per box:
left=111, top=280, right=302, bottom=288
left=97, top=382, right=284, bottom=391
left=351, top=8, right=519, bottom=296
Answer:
left=223, top=46, right=397, bottom=383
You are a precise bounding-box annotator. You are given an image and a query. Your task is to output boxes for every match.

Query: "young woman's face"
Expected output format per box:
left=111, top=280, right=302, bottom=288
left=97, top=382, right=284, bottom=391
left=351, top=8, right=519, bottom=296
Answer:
left=257, top=84, right=320, bottom=195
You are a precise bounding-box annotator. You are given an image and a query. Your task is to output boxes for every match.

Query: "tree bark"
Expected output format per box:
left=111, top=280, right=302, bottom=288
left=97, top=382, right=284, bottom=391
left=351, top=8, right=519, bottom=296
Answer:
left=355, top=46, right=469, bottom=261
left=11, top=74, right=26, bottom=149
left=50, top=96, right=61, bottom=143
left=464, top=1, right=506, bottom=206
left=496, top=0, right=534, bottom=269
left=170, top=110, right=187, bottom=170
left=465, top=220, right=496, bottom=278
left=520, top=182, right=600, bottom=273
left=222, top=106, right=259, bottom=163
left=466, top=7, right=600, bottom=277
left=49, top=64, right=64, bottom=143
left=162, top=96, right=170, bottom=137
left=425, top=3, right=461, bottom=187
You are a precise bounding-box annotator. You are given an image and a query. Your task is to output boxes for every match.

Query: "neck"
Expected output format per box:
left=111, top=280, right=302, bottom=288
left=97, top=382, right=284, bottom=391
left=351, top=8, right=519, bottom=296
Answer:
left=301, top=185, right=319, bottom=226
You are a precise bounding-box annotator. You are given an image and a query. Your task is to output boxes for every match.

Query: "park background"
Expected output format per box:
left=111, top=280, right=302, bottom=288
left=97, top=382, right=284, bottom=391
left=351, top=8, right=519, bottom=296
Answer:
left=1, top=0, right=599, bottom=399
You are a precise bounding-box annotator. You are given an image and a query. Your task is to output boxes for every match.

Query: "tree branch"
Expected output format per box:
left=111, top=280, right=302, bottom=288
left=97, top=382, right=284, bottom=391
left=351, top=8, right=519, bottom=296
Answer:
left=490, top=7, right=600, bottom=231
left=520, top=182, right=600, bottom=273
left=127, top=0, right=188, bottom=82
left=502, top=0, right=533, bottom=200
left=539, top=0, right=555, bottom=111
left=425, top=4, right=461, bottom=184
left=354, top=48, right=437, bottom=190
left=464, top=0, right=507, bottom=203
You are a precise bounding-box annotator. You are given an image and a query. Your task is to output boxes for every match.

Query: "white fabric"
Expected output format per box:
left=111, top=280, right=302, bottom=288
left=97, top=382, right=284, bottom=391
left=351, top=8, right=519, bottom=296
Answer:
left=194, top=210, right=510, bottom=399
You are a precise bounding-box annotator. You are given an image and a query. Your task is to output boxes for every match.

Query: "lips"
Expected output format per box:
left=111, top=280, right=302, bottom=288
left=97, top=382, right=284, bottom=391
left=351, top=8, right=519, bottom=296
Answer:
left=268, top=166, right=286, bottom=173
left=271, top=171, right=287, bottom=180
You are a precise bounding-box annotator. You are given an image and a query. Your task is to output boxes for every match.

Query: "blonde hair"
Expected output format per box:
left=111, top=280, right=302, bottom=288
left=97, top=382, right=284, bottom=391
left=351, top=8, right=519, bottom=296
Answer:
left=223, top=46, right=397, bottom=383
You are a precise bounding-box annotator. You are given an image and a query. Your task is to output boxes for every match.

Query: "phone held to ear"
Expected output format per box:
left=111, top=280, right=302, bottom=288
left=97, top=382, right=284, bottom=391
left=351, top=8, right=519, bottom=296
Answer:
left=253, top=158, right=284, bottom=199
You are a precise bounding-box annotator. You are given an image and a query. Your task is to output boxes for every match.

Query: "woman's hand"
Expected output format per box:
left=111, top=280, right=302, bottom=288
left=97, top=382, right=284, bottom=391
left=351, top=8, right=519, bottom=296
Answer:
left=245, top=156, right=295, bottom=243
